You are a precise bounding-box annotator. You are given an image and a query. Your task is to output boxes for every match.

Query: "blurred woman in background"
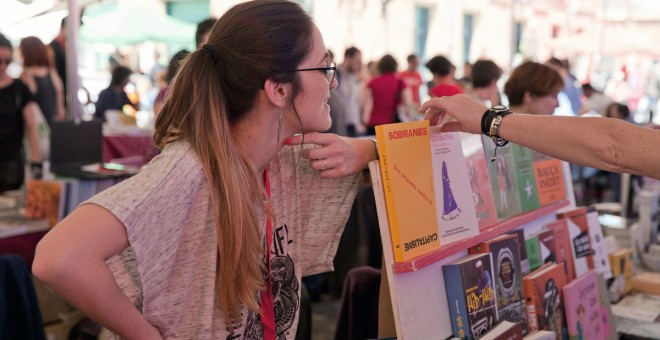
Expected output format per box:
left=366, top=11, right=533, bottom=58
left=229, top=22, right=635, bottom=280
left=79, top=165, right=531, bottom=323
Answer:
left=18, top=36, right=65, bottom=126
left=0, top=35, right=42, bottom=191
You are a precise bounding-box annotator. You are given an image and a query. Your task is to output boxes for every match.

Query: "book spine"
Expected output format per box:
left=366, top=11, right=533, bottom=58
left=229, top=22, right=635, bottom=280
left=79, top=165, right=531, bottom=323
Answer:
left=444, top=265, right=471, bottom=340
left=376, top=125, right=404, bottom=262
left=523, top=278, right=539, bottom=334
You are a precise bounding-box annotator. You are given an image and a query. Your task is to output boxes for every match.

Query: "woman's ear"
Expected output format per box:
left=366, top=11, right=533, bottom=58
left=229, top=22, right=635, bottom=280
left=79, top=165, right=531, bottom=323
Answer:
left=263, top=79, right=291, bottom=109
left=523, top=91, right=533, bottom=105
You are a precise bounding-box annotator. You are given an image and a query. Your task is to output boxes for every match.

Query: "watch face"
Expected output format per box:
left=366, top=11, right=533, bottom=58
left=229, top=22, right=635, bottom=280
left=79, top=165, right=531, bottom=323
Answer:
left=491, top=105, right=508, bottom=111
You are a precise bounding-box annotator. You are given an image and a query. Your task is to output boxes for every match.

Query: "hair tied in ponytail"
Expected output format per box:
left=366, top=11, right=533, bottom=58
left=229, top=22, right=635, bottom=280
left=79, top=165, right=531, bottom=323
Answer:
left=202, top=44, right=218, bottom=63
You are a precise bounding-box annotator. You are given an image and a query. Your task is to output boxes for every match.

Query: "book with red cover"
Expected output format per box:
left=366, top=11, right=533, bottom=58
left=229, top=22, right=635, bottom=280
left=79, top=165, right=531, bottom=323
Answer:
left=544, top=219, right=576, bottom=282
left=461, top=132, right=498, bottom=230
left=557, top=207, right=594, bottom=277
left=522, top=262, right=567, bottom=338
left=563, top=270, right=612, bottom=340
left=536, top=229, right=556, bottom=267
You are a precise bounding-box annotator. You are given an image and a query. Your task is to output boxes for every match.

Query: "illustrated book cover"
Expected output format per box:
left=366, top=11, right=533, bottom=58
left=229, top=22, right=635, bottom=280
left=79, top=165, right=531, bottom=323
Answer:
left=461, top=132, right=498, bottom=230
left=375, top=120, right=440, bottom=261
left=563, top=270, right=612, bottom=340
left=443, top=253, right=499, bottom=339
left=431, top=131, right=479, bottom=245
left=522, top=262, right=567, bottom=338
left=483, top=137, right=522, bottom=220
left=470, top=234, right=527, bottom=334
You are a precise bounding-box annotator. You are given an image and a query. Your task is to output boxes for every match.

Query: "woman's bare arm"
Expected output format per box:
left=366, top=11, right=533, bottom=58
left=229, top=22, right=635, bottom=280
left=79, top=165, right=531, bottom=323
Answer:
left=419, top=94, right=660, bottom=180
left=33, top=204, right=163, bottom=339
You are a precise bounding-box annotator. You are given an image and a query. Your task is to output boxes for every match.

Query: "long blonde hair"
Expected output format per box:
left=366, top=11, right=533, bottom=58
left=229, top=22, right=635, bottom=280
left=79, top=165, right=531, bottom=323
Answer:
left=153, top=0, right=313, bottom=324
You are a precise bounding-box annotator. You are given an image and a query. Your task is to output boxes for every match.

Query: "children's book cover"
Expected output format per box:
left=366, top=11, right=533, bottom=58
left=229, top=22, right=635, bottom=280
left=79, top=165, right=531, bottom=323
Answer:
left=512, top=145, right=540, bottom=213
left=595, top=272, right=618, bottom=340
left=522, top=263, right=568, bottom=339
left=470, top=234, right=527, bottom=334
left=376, top=120, right=440, bottom=262
left=483, top=136, right=522, bottom=220
left=461, top=132, right=498, bottom=230
left=25, top=179, right=65, bottom=227
left=563, top=270, right=610, bottom=340
left=586, top=208, right=613, bottom=280
left=532, top=151, right=566, bottom=206
left=444, top=253, right=499, bottom=339
left=432, top=131, right=479, bottom=245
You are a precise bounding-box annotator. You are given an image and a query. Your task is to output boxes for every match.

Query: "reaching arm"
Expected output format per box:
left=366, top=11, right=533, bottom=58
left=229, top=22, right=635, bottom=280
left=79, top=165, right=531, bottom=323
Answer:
left=419, top=94, right=660, bottom=180
left=22, top=102, right=42, bottom=163
left=33, top=204, right=163, bottom=340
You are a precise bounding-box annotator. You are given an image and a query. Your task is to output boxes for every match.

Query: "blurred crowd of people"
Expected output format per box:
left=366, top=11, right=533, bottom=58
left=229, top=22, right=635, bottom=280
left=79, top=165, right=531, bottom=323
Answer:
left=3, top=12, right=658, bottom=203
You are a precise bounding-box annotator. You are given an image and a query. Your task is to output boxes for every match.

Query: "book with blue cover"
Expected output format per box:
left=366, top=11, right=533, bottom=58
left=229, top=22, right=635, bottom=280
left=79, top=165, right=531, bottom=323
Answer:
left=444, top=253, right=499, bottom=339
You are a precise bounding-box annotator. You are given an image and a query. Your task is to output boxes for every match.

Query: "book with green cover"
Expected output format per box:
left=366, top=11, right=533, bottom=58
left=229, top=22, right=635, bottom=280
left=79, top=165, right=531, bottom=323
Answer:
left=512, top=145, right=540, bottom=213
left=525, top=236, right=543, bottom=273
left=483, top=137, right=522, bottom=220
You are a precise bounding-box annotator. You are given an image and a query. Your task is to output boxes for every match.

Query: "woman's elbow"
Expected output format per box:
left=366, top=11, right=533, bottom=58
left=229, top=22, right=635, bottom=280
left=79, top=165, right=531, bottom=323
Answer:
left=32, top=236, right=70, bottom=284
left=592, top=138, right=626, bottom=173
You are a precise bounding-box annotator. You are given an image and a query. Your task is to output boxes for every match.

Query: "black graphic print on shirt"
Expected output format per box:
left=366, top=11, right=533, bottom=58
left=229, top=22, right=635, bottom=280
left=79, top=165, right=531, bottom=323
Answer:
left=243, top=224, right=299, bottom=340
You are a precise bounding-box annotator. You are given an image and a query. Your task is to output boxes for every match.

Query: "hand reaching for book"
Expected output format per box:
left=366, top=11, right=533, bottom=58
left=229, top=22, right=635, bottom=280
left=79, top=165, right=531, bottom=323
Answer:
left=418, top=94, right=486, bottom=134
left=286, top=132, right=377, bottom=178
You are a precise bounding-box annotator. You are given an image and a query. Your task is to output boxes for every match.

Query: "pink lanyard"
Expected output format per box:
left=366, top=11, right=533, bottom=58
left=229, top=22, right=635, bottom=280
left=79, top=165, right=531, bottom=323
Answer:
left=260, top=168, right=276, bottom=340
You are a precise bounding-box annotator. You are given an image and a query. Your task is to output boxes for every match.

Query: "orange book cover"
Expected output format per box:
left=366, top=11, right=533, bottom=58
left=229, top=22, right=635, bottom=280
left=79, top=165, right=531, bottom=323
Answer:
left=532, top=152, right=566, bottom=206
left=25, top=179, right=65, bottom=227
left=522, top=263, right=568, bottom=338
left=376, top=120, right=440, bottom=262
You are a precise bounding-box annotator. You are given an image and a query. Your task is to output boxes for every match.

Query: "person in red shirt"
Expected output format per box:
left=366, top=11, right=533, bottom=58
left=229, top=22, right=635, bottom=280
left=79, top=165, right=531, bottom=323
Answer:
left=398, top=54, right=423, bottom=106
left=363, top=54, right=414, bottom=134
left=426, top=55, right=463, bottom=98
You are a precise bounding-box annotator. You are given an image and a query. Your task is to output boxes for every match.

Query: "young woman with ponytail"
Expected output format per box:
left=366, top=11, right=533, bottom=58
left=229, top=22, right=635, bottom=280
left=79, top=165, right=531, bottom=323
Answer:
left=33, top=1, right=378, bottom=339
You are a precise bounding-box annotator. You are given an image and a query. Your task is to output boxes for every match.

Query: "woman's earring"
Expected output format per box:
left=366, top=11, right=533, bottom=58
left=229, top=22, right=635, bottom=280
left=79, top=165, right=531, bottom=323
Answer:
left=276, top=110, right=283, bottom=148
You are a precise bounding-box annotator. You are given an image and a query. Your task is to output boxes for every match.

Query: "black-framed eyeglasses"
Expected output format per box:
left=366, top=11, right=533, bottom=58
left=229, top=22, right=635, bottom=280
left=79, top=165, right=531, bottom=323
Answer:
left=291, top=62, right=336, bottom=84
